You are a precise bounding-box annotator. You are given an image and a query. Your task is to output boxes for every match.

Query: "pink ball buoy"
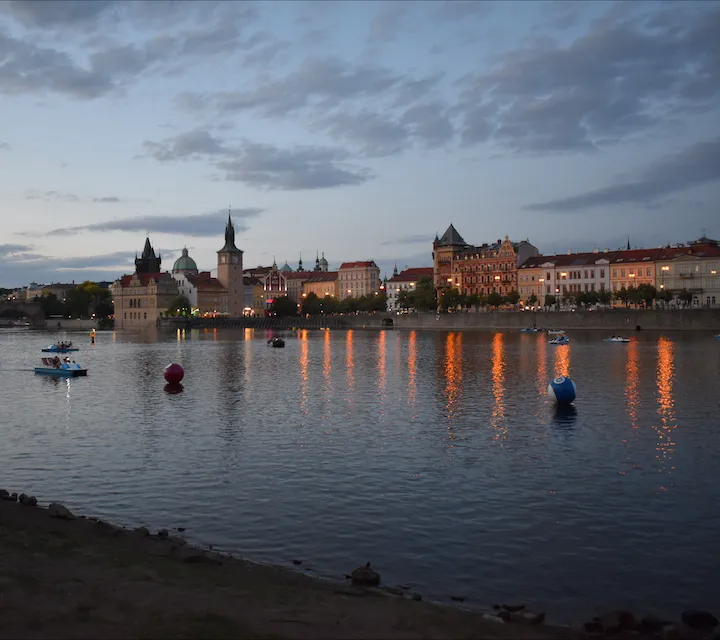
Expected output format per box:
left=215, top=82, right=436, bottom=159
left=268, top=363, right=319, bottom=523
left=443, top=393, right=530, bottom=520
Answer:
left=164, top=363, right=184, bottom=385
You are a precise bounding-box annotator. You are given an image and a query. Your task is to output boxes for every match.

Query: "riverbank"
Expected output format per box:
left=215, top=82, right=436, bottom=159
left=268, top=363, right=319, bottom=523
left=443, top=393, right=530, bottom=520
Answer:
left=0, top=495, right=585, bottom=640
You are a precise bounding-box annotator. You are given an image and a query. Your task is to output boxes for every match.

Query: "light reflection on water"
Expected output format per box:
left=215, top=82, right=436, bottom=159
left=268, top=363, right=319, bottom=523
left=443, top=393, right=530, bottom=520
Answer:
left=1, top=327, right=720, bottom=622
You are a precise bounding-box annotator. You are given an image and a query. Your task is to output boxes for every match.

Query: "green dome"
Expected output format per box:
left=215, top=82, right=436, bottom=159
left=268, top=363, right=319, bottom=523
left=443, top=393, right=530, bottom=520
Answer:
left=173, top=248, right=198, bottom=273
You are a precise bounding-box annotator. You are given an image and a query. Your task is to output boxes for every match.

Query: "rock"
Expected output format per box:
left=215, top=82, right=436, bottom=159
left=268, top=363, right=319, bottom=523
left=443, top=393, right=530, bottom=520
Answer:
left=411, top=593, right=422, bottom=601
left=681, top=611, right=719, bottom=631
left=0, top=489, right=8, bottom=499
left=384, top=587, right=404, bottom=596
left=19, top=494, right=37, bottom=506
left=182, top=554, right=222, bottom=566
left=9, top=492, right=17, bottom=502
left=450, top=595, right=465, bottom=602
left=94, top=520, right=123, bottom=537
left=157, top=529, right=169, bottom=539
left=601, top=610, right=636, bottom=633
left=350, top=562, right=380, bottom=587
left=132, top=526, right=150, bottom=537
left=661, top=624, right=680, bottom=640
left=292, top=559, right=302, bottom=565
left=48, top=502, right=75, bottom=519
left=481, top=613, right=505, bottom=624
left=502, top=603, right=526, bottom=613
left=639, top=616, right=673, bottom=633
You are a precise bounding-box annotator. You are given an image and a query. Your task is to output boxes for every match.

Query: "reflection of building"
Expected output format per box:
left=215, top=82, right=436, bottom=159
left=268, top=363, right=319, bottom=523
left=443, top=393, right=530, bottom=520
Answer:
left=432, top=224, right=539, bottom=298
left=337, top=261, right=380, bottom=299
left=111, top=237, right=178, bottom=329
left=519, top=250, right=615, bottom=306
left=386, top=267, right=433, bottom=312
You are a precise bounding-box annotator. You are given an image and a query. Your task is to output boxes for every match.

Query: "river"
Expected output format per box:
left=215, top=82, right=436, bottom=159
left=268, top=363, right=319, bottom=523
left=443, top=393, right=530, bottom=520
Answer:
left=2, top=327, right=719, bottom=622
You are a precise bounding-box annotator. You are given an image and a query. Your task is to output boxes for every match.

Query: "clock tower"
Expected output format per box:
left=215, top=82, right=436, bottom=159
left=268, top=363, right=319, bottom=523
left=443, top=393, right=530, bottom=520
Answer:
left=217, top=212, right=245, bottom=316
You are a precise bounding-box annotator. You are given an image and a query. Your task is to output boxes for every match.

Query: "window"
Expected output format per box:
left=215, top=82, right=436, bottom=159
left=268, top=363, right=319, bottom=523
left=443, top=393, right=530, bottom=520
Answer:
left=620, top=269, right=626, bottom=277
left=144, top=312, right=147, bottom=319
left=600, top=269, right=604, bottom=278
left=612, top=269, right=617, bottom=278
left=646, top=268, right=651, bottom=276
left=591, top=270, right=595, bottom=279
left=124, top=312, right=127, bottom=319
left=584, top=270, right=588, bottom=279
left=546, top=272, right=551, bottom=280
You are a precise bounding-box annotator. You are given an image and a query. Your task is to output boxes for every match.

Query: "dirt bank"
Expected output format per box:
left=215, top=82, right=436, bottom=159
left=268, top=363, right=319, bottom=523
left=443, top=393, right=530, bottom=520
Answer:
left=0, top=497, right=584, bottom=640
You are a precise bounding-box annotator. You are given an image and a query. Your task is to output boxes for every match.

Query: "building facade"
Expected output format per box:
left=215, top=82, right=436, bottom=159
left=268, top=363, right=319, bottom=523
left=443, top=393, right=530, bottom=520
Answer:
left=337, top=261, right=381, bottom=299
left=655, top=238, right=720, bottom=307
left=609, top=249, right=659, bottom=294
left=386, top=267, right=433, bottom=312
left=302, top=272, right=339, bottom=299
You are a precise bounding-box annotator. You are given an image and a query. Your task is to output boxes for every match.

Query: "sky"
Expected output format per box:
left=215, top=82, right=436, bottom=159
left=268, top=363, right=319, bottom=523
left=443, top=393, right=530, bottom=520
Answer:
left=0, top=0, right=718, bottom=287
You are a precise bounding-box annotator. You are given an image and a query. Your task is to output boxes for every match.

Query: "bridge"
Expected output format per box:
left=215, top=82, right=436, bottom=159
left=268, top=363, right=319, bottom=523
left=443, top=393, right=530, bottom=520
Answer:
left=0, top=302, right=46, bottom=327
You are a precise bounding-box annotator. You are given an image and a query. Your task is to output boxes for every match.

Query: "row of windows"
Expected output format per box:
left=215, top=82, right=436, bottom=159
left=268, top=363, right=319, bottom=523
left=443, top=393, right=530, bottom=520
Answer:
left=463, top=275, right=513, bottom=284
left=520, top=269, right=606, bottom=281
left=458, top=263, right=514, bottom=272
left=125, top=312, right=147, bottom=320
left=612, top=267, right=652, bottom=278
left=128, top=298, right=143, bottom=308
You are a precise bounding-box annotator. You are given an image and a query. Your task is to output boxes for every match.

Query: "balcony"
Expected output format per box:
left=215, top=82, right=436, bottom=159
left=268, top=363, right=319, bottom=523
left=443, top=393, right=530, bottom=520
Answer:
left=679, top=273, right=695, bottom=279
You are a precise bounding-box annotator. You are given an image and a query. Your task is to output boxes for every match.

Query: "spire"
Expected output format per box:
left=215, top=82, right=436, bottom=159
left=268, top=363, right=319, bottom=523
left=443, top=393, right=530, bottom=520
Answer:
left=627, top=236, right=631, bottom=251
left=218, top=206, right=241, bottom=254
left=393, top=262, right=398, bottom=277
left=298, top=251, right=303, bottom=272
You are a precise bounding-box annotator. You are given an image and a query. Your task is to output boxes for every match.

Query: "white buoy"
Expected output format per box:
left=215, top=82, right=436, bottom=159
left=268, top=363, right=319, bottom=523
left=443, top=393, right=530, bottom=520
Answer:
left=547, top=376, right=576, bottom=405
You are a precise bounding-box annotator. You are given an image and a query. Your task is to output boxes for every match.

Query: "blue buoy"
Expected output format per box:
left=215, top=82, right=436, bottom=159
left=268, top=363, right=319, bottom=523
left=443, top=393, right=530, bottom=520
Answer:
left=547, top=375, right=576, bottom=405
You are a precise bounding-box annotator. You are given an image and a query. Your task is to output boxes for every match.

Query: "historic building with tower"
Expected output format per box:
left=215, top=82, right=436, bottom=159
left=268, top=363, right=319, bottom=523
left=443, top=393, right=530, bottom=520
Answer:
left=111, top=215, right=245, bottom=327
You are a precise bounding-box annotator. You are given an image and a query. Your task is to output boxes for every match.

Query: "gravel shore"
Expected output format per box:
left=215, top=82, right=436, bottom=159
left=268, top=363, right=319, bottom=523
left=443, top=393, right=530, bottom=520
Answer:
left=0, top=496, right=585, bottom=640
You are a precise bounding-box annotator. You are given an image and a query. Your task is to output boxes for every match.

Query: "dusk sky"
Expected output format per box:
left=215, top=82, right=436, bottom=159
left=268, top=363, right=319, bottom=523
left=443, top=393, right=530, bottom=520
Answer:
left=1, top=0, right=718, bottom=287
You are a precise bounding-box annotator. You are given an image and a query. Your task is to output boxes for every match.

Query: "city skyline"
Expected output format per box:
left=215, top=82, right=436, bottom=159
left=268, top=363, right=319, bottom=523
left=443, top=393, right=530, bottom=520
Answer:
left=1, top=0, right=718, bottom=287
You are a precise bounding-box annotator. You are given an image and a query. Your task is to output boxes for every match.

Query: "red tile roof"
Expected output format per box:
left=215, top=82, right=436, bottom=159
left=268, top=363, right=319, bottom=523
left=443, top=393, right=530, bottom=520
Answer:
left=611, top=249, right=661, bottom=264
left=339, top=261, right=378, bottom=269
left=303, top=272, right=338, bottom=283
left=243, top=276, right=263, bottom=286
left=388, top=267, right=433, bottom=283
left=187, top=273, right=226, bottom=291
left=119, top=272, right=174, bottom=286
left=519, top=252, right=618, bottom=269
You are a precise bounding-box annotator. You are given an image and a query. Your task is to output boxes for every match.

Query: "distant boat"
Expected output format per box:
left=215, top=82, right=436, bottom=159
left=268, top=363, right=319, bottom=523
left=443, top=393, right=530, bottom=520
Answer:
left=550, top=335, right=569, bottom=345
left=547, top=329, right=565, bottom=335
left=603, top=337, right=631, bottom=343
left=42, top=342, right=79, bottom=353
left=268, top=337, right=285, bottom=348
left=520, top=327, right=541, bottom=333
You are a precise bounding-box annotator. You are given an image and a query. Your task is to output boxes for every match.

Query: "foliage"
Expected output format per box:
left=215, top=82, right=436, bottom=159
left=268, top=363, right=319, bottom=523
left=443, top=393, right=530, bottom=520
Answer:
left=465, top=293, right=484, bottom=310
left=486, top=292, right=504, bottom=308
left=408, top=277, right=438, bottom=311
left=597, top=289, right=613, bottom=306
left=677, top=289, right=693, bottom=306
left=657, top=289, right=674, bottom=304
left=65, top=281, right=112, bottom=318
left=0, top=307, right=25, bottom=318
left=613, top=286, right=630, bottom=306
left=439, top=287, right=463, bottom=312
left=301, top=292, right=321, bottom=315
left=269, top=295, right=298, bottom=317
left=527, top=293, right=538, bottom=306
left=167, top=295, right=192, bottom=316
left=39, top=293, right=67, bottom=318
left=544, top=294, right=557, bottom=308
left=505, top=289, right=520, bottom=305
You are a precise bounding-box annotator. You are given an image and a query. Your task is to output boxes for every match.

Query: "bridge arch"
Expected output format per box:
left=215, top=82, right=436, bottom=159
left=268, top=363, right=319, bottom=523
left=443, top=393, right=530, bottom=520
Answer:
left=0, top=302, right=46, bottom=327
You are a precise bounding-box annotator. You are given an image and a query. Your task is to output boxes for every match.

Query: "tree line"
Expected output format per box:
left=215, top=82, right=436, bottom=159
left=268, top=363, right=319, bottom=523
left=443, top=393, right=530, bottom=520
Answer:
left=36, top=282, right=114, bottom=326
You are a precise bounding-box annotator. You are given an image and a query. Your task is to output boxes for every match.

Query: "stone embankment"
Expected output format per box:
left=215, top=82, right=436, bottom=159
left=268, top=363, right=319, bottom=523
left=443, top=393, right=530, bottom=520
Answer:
left=1, top=488, right=718, bottom=640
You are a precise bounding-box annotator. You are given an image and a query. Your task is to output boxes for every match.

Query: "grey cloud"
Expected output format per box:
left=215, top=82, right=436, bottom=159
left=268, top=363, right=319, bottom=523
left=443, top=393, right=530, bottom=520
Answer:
left=25, top=190, right=80, bottom=202
left=28, top=209, right=263, bottom=237
left=93, top=197, right=120, bottom=203
left=457, top=5, right=720, bottom=153
left=2, top=1, right=117, bottom=29
left=381, top=235, right=431, bottom=246
left=143, top=129, right=373, bottom=191
left=186, top=56, right=439, bottom=118
left=367, top=3, right=410, bottom=44
left=0, top=141, right=8, bottom=150
left=316, top=102, right=455, bottom=157
left=434, top=1, right=494, bottom=22
left=0, top=243, right=33, bottom=257
left=525, top=137, right=720, bottom=212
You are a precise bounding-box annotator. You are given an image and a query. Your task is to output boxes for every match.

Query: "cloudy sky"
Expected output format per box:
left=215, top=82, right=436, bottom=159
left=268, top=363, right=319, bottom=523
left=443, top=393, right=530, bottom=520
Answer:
left=1, top=0, right=718, bottom=287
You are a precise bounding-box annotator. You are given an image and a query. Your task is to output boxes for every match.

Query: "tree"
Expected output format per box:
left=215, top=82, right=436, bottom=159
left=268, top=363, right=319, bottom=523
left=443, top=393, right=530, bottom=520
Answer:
left=65, top=281, right=111, bottom=318
left=544, top=294, right=556, bottom=308
left=636, top=283, right=657, bottom=308
left=614, top=286, right=630, bottom=307
left=301, top=292, right=321, bottom=315
left=439, top=287, right=463, bottom=312
left=269, top=295, right=298, bottom=317
left=487, top=291, right=503, bottom=309
left=597, top=289, right=612, bottom=306
left=397, top=289, right=411, bottom=310
left=409, top=277, right=437, bottom=311
left=39, top=293, right=66, bottom=318
left=318, top=295, right=339, bottom=315
left=466, top=293, right=483, bottom=311
left=167, top=295, right=191, bottom=316
left=505, top=289, right=520, bottom=306
left=527, top=293, right=538, bottom=307
left=657, top=289, right=674, bottom=305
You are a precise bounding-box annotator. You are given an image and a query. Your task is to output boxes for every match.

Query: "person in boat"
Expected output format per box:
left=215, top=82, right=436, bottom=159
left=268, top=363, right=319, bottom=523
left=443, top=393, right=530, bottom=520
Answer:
left=52, top=356, right=61, bottom=368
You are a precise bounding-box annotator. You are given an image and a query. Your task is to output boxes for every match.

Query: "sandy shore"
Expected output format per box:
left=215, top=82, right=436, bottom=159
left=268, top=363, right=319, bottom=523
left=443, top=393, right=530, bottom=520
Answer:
left=0, top=496, right=587, bottom=640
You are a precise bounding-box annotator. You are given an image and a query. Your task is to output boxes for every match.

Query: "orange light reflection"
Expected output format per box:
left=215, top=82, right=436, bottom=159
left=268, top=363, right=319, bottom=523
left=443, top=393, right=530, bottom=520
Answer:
left=491, top=333, right=506, bottom=441
left=323, top=328, right=331, bottom=387
left=443, top=332, right=462, bottom=441
left=625, top=339, right=639, bottom=428
left=554, top=343, right=570, bottom=378
left=407, top=331, right=417, bottom=406
left=536, top=338, right=547, bottom=397
left=654, top=337, right=677, bottom=490
left=377, top=330, right=387, bottom=396
left=346, top=330, right=355, bottom=392
left=299, top=329, right=309, bottom=414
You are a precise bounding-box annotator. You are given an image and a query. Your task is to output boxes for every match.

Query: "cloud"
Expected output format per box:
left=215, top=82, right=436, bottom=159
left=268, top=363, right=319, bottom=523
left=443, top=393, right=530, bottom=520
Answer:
left=93, top=196, right=120, bottom=203
left=0, top=141, right=9, bottom=150
left=24, top=189, right=80, bottom=202
left=456, top=5, right=720, bottom=152
left=0, top=243, right=34, bottom=257
left=367, top=3, right=410, bottom=44
left=525, top=138, right=720, bottom=212
left=0, top=2, right=264, bottom=99
left=142, top=129, right=373, bottom=190
left=381, top=234, right=432, bottom=246
left=21, top=208, right=263, bottom=238
left=180, top=56, right=441, bottom=119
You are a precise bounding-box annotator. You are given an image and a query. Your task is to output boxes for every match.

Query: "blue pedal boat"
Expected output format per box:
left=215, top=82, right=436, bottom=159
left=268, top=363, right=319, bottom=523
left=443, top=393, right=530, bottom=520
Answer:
left=41, top=343, right=79, bottom=353
left=35, top=356, right=87, bottom=377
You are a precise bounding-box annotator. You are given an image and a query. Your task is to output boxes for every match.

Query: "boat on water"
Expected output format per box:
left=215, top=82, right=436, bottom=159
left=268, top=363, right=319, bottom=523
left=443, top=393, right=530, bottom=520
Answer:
left=520, top=327, right=541, bottom=333
left=549, top=335, right=570, bottom=345
left=547, top=329, right=565, bottom=335
left=41, top=341, right=79, bottom=353
left=603, top=336, right=631, bottom=343
left=268, top=337, right=285, bottom=348
left=35, top=356, right=87, bottom=377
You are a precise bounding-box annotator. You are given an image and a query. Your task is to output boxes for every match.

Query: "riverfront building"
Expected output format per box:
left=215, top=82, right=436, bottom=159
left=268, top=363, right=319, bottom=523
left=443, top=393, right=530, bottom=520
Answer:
left=386, top=267, right=434, bottom=312
left=432, top=224, right=539, bottom=298
left=337, top=261, right=381, bottom=299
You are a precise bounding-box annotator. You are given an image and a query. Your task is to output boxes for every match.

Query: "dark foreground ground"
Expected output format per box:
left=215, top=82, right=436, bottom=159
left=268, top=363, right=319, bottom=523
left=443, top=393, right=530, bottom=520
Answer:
left=0, top=498, right=585, bottom=640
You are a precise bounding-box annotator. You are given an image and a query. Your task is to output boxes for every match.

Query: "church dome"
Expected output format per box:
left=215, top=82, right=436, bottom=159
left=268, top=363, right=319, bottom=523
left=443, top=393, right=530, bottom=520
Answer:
left=172, top=248, right=198, bottom=273
left=319, top=253, right=328, bottom=268
left=280, top=261, right=293, bottom=272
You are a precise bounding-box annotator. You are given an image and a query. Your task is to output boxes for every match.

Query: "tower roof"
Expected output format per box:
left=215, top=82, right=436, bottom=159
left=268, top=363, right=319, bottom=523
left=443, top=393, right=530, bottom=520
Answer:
left=438, top=224, right=466, bottom=246
left=218, top=213, right=242, bottom=254
left=172, top=247, right=198, bottom=273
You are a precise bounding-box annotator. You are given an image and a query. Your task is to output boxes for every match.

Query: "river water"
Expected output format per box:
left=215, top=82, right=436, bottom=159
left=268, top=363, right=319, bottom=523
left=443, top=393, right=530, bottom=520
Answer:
left=1, top=327, right=719, bottom=621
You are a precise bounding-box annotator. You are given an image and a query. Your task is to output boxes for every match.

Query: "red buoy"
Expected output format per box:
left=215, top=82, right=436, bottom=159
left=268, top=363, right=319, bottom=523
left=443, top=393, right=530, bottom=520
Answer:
left=164, top=363, right=184, bottom=384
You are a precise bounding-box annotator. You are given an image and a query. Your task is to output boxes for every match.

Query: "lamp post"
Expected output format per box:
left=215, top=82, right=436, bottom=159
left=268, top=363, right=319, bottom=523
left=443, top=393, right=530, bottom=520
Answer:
left=539, top=278, right=544, bottom=308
